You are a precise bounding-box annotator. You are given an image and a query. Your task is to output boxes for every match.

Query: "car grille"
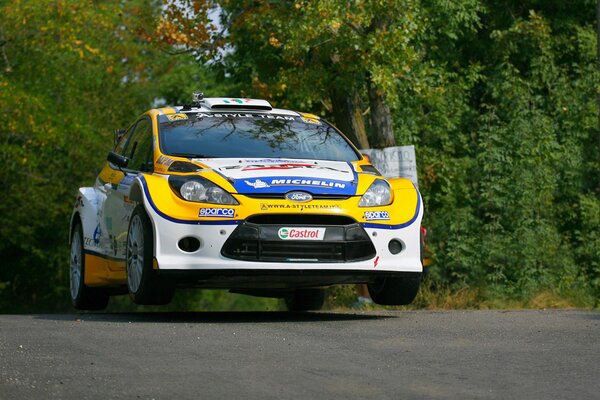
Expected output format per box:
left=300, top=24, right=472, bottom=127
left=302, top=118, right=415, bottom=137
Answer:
left=221, top=214, right=376, bottom=263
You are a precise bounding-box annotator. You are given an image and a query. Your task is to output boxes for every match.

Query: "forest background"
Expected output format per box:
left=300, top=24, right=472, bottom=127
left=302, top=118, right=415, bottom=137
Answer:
left=0, top=0, right=598, bottom=312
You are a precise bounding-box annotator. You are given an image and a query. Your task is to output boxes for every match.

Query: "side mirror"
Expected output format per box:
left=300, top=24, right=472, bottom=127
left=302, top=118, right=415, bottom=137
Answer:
left=114, top=128, right=126, bottom=146
left=361, top=153, right=371, bottom=163
left=107, top=151, right=129, bottom=169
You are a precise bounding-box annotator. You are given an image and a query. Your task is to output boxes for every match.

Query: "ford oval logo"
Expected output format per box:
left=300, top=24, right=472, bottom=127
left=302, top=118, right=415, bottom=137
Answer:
left=285, top=191, right=313, bottom=203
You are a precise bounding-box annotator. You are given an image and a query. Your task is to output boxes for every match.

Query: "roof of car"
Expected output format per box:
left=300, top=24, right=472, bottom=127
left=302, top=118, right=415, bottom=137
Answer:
left=156, top=97, right=306, bottom=117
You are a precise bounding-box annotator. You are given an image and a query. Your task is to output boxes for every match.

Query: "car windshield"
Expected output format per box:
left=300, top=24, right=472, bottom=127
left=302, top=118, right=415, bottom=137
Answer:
left=158, top=112, right=360, bottom=162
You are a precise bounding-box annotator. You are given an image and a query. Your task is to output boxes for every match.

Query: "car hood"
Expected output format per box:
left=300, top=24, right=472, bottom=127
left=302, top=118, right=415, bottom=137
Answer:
left=193, top=158, right=358, bottom=195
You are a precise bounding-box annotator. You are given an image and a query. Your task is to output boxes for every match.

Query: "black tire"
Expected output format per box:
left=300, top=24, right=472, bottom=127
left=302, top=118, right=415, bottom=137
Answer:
left=368, top=275, right=421, bottom=306
left=126, top=205, right=175, bottom=305
left=70, top=221, right=109, bottom=310
left=285, top=289, right=326, bottom=311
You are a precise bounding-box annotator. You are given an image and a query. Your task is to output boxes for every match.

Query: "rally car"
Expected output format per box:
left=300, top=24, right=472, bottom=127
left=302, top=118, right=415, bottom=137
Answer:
left=69, top=94, right=424, bottom=311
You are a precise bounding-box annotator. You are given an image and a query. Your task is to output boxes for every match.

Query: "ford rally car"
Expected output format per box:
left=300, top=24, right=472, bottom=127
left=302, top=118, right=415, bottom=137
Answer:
left=69, top=95, right=424, bottom=311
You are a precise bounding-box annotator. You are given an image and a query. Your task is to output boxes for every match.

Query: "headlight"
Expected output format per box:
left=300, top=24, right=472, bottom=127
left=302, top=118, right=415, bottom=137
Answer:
left=169, top=176, right=239, bottom=205
left=358, top=180, right=392, bottom=207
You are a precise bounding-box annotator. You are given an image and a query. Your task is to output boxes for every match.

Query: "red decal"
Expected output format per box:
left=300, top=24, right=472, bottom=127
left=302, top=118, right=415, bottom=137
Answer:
left=242, top=163, right=315, bottom=171
left=374, top=256, right=379, bottom=268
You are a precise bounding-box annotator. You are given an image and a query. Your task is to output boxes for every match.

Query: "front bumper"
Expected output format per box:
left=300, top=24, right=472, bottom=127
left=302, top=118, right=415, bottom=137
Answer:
left=156, top=269, right=422, bottom=289
left=144, top=200, right=423, bottom=275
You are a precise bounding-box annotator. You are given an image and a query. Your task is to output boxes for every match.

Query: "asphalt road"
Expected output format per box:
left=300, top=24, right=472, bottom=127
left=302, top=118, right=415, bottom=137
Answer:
left=0, top=310, right=598, bottom=399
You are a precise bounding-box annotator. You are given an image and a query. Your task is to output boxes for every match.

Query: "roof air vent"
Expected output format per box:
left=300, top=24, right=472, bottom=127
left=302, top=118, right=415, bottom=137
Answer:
left=202, top=98, right=273, bottom=111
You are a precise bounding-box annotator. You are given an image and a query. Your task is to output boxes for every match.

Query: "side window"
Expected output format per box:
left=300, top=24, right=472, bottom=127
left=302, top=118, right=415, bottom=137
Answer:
left=114, top=126, right=134, bottom=156
left=127, top=118, right=154, bottom=172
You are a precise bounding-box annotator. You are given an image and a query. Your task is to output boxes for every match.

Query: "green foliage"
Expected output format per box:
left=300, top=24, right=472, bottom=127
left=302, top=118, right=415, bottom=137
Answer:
left=0, top=0, right=221, bottom=312
left=418, top=1, right=600, bottom=304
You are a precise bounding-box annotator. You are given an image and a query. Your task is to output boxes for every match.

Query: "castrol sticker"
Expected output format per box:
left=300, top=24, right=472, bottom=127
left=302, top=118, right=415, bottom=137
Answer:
left=277, top=227, right=326, bottom=241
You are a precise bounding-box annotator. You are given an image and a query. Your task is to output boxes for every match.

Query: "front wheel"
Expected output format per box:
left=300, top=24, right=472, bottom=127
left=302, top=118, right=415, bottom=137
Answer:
left=367, top=275, right=421, bottom=306
left=126, top=206, right=175, bottom=305
left=285, top=289, right=326, bottom=311
left=70, top=221, right=109, bottom=310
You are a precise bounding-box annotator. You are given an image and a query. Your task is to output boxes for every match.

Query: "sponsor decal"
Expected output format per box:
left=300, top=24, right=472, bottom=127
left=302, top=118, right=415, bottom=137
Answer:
left=260, top=203, right=339, bottom=211
left=272, top=178, right=346, bottom=188
left=244, top=178, right=346, bottom=190
left=242, top=163, right=315, bottom=171
left=197, top=159, right=358, bottom=196
left=196, top=113, right=295, bottom=121
left=93, top=224, right=101, bottom=245
left=285, top=191, right=312, bottom=202
left=238, top=163, right=348, bottom=173
left=221, top=162, right=349, bottom=174
left=241, top=159, right=307, bottom=164
left=244, top=179, right=270, bottom=188
left=223, top=98, right=250, bottom=104
left=157, top=155, right=174, bottom=167
left=199, top=208, right=235, bottom=218
left=364, top=211, right=390, bottom=221
left=166, top=113, right=188, bottom=121
left=277, top=227, right=326, bottom=241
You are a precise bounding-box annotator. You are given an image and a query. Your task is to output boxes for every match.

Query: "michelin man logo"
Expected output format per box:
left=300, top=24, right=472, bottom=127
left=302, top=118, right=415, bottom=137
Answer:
left=244, top=179, right=270, bottom=189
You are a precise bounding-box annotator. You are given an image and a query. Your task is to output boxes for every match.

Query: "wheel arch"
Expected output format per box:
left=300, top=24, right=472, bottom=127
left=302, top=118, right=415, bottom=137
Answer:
left=129, top=179, right=155, bottom=233
left=69, top=212, right=82, bottom=244
left=129, top=180, right=145, bottom=204
left=128, top=178, right=159, bottom=259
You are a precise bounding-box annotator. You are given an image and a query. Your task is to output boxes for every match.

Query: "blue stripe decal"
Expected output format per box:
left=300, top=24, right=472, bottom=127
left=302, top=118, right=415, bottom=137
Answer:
left=139, top=176, right=242, bottom=226
left=360, top=193, right=421, bottom=230
left=232, top=175, right=357, bottom=195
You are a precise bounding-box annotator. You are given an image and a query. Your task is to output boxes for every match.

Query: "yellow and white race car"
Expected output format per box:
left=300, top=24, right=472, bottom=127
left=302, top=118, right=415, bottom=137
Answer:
left=69, top=94, right=423, bottom=310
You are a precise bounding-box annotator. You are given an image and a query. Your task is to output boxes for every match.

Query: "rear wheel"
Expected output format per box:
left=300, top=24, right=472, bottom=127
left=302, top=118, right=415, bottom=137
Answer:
left=126, top=206, right=175, bottom=305
left=70, top=221, right=109, bottom=310
left=368, top=275, right=421, bottom=306
left=285, top=289, right=326, bottom=311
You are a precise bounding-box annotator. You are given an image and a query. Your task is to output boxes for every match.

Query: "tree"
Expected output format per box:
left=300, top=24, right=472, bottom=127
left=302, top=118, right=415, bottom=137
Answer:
left=0, top=0, right=180, bottom=311
left=425, top=1, right=600, bottom=301
left=215, top=0, right=430, bottom=148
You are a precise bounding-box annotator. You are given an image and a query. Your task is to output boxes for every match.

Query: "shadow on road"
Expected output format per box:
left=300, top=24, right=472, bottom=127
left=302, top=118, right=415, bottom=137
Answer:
left=33, top=311, right=394, bottom=324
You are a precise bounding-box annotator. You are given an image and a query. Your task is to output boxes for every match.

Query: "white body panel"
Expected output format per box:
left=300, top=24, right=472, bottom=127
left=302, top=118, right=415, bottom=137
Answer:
left=71, top=186, right=106, bottom=254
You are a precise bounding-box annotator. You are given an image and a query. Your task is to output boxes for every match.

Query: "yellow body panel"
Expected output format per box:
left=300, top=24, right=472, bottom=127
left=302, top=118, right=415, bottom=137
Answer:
left=84, top=253, right=126, bottom=286
left=143, top=172, right=419, bottom=227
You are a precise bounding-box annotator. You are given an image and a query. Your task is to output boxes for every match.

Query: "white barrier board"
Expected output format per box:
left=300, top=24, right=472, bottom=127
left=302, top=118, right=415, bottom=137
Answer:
left=361, top=145, right=418, bottom=187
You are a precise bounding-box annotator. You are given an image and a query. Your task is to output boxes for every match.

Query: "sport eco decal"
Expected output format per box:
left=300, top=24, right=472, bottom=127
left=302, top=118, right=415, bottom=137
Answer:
left=196, top=158, right=358, bottom=195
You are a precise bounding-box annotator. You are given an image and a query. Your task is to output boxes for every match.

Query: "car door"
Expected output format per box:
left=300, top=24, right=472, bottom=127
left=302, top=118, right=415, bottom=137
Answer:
left=103, top=117, right=154, bottom=260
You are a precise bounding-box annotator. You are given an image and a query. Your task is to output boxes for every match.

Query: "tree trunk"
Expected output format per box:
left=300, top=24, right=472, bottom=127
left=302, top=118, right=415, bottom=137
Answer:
left=330, top=88, right=370, bottom=149
left=368, top=80, right=396, bottom=148
left=0, top=26, right=11, bottom=74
